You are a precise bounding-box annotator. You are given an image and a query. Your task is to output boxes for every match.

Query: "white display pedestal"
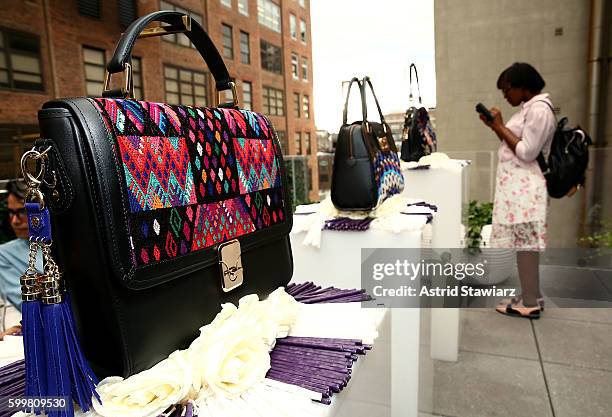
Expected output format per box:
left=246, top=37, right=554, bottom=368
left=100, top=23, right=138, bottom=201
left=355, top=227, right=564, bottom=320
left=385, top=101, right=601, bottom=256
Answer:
left=402, top=164, right=469, bottom=362
left=290, top=221, right=423, bottom=417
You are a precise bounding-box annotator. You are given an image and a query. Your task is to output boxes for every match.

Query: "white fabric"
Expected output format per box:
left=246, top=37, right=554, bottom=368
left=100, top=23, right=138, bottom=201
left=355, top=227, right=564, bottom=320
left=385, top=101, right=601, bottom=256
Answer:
left=400, top=153, right=470, bottom=171
left=291, top=196, right=433, bottom=248
left=498, top=93, right=556, bottom=170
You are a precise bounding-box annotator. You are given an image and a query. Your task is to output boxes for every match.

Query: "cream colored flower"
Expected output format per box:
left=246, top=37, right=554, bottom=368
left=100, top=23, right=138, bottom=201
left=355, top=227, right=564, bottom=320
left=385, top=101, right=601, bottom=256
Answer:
left=188, top=318, right=270, bottom=398
left=92, top=351, right=193, bottom=417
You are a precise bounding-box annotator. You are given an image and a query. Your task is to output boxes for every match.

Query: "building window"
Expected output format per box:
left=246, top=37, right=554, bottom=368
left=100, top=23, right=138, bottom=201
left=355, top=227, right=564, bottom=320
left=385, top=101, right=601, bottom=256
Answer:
left=299, top=0, right=305, bottom=7
left=305, top=131, right=311, bottom=154
left=276, top=130, right=288, bottom=154
left=83, top=46, right=105, bottom=97
left=260, top=40, right=282, bottom=74
left=77, top=0, right=100, bottom=19
left=257, top=0, right=281, bottom=33
left=0, top=30, right=43, bottom=92
left=289, top=14, right=297, bottom=39
left=301, top=57, right=308, bottom=81
left=238, top=0, right=249, bottom=15
left=300, top=19, right=307, bottom=43
left=0, top=125, right=40, bottom=180
left=242, top=81, right=252, bottom=110
left=302, top=95, right=310, bottom=119
left=294, top=132, right=302, bottom=155
left=262, top=86, right=284, bottom=116
left=291, top=53, right=299, bottom=79
left=293, top=93, right=300, bottom=118
left=131, top=57, right=143, bottom=100
left=164, top=65, right=208, bottom=107
left=239, top=31, right=250, bottom=64
left=117, top=0, right=138, bottom=28
left=221, top=24, right=233, bottom=60
left=159, top=1, right=203, bottom=48
left=221, top=0, right=232, bottom=8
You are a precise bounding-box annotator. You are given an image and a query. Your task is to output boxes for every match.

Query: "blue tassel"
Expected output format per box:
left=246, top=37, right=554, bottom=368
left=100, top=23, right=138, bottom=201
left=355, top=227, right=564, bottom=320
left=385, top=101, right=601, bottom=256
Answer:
left=23, top=202, right=99, bottom=417
left=21, top=270, right=47, bottom=415
left=42, top=303, right=74, bottom=417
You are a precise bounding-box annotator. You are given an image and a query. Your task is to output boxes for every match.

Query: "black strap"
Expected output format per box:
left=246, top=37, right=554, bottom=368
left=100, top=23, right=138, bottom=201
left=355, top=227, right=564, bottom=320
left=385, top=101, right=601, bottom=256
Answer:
left=408, top=63, right=422, bottom=104
left=360, top=76, right=387, bottom=126
left=533, top=100, right=557, bottom=173
left=342, top=77, right=365, bottom=124
left=107, top=11, right=233, bottom=92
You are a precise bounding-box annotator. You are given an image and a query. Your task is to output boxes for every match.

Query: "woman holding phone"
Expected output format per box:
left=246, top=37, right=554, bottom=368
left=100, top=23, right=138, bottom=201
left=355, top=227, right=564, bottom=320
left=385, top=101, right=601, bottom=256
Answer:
left=479, top=62, right=556, bottom=318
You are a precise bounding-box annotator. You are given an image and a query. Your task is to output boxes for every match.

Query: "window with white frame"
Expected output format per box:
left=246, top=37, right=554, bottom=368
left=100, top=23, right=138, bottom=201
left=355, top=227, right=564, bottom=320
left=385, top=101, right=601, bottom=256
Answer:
left=289, top=14, right=297, bottom=39
left=164, top=65, right=208, bottom=107
left=291, top=53, right=299, bottom=79
left=159, top=1, right=203, bottom=48
left=262, top=86, right=284, bottom=116
left=131, top=56, right=143, bottom=100
left=221, top=24, right=233, bottom=59
left=301, top=57, right=308, bottom=81
left=298, top=0, right=305, bottom=7
left=302, top=94, right=310, bottom=119
left=300, top=19, right=307, bottom=43
left=242, top=81, right=252, bottom=110
left=294, top=132, right=302, bottom=154
left=293, top=92, right=300, bottom=118
left=83, top=46, right=105, bottom=97
left=0, top=29, right=44, bottom=91
left=239, top=31, right=250, bottom=64
left=238, top=0, right=249, bottom=15
left=260, top=40, right=282, bottom=74
left=257, top=0, right=281, bottom=33
left=221, top=0, right=232, bottom=8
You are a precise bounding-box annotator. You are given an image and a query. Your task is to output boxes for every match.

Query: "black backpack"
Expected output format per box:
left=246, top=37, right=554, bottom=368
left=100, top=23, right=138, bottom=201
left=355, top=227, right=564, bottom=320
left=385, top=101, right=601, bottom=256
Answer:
left=400, top=64, right=436, bottom=162
left=537, top=102, right=592, bottom=198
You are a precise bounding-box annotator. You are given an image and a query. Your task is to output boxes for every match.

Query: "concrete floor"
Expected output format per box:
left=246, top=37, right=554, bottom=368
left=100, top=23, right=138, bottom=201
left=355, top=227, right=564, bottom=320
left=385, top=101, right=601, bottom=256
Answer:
left=419, top=266, right=612, bottom=417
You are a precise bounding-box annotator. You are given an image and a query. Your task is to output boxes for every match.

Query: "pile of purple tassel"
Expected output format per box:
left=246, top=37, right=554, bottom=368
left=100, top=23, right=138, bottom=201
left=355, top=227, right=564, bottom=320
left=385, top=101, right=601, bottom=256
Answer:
left=266, top=336, right=371, bottom=405
left=323, top=217, right=374, bottom=231
left=0, top=359, right=25, bottom=411
left=286, top=282, right=372, bottom=303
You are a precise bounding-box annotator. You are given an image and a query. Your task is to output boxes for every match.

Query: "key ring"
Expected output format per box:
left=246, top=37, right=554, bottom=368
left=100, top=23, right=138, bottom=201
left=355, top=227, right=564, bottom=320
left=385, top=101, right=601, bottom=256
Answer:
left=21, top=148, right=48, bottom=188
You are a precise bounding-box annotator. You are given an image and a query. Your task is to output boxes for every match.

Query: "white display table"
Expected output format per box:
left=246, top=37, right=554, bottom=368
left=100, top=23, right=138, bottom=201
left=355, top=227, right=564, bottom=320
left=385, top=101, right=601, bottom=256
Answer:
left=290, top=218, right=424, bottom=417
left=402, top=162, right=469, bottom=362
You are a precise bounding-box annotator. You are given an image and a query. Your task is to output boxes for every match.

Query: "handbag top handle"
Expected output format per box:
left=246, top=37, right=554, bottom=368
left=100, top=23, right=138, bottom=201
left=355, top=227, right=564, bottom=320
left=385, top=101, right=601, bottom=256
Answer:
left=360, top=76, right=388, bottom=128
left=408, top=63, right=422, bottom=104
left=105, top=11, right=234, bottom=101
left=342, top=77, right=366, bottom=125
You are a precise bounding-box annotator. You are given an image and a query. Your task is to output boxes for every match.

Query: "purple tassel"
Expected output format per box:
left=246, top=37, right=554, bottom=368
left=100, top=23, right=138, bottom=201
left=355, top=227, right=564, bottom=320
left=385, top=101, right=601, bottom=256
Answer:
left=0, top=360, right=26, bottom=402
left=287, top=283, right=372, bottom=303
left=323, top=217, right=373, bottom=231
left=267, top=336, right=372, bottom=404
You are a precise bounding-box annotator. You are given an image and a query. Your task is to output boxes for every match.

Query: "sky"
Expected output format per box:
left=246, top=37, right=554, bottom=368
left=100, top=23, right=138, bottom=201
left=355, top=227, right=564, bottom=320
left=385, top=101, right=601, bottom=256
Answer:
left=310, top=0, right=436, bottom=132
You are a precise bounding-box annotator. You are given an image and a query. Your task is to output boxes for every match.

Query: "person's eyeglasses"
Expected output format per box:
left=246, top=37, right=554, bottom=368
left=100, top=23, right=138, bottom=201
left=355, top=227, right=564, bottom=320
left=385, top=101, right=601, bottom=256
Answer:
left=7, top=208, right=27, bottom=220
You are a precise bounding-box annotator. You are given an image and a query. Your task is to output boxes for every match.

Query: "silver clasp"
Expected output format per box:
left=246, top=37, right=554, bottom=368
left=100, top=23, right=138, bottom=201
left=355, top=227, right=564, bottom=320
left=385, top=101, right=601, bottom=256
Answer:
left=218, top=239, right=244, bottom=292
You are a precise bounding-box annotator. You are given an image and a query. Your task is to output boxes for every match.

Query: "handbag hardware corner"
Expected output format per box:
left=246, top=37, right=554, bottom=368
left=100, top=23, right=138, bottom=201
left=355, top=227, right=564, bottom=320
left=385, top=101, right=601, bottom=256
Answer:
left=218, top=239, right=243, bottom=293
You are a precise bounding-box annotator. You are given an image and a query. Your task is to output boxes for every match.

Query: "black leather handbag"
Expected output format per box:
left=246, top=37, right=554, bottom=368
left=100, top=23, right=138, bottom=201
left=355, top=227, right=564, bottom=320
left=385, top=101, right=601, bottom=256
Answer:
left=35, top=11, right=292, bottom=377
left=331, top=77, right=404, bottom=211
left=400, top=64, right=436, bottom=162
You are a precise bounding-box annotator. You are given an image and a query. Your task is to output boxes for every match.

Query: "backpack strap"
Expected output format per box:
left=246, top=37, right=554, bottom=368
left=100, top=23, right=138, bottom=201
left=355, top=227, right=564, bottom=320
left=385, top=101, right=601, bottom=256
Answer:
left=533, top=99, right=556, bottom=173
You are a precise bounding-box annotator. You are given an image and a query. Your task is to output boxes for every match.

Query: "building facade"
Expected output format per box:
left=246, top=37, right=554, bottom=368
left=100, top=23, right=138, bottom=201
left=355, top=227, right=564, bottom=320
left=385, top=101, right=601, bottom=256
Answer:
left=0, top=0, right=318, bottom=198
left=434, top=0, right=610, bottom=247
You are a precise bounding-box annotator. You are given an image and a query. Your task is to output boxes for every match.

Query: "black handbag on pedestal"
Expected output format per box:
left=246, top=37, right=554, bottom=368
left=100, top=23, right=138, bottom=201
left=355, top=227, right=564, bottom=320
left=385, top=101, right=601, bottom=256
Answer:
left=35, top=11, right=293, bottom=377
left=400, top=64, right=437, bottom=162
left=331, top=77, right=404, bottom=211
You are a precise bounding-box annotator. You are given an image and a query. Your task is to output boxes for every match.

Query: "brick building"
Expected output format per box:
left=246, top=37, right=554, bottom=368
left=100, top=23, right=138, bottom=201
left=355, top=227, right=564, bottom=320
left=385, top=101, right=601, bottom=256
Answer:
left=0, top=0, right=317, bottom=197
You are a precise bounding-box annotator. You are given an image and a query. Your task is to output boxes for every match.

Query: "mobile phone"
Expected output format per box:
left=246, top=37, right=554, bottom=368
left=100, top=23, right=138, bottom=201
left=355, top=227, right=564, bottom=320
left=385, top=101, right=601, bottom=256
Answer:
left=476, top=103, right=494, bottom=123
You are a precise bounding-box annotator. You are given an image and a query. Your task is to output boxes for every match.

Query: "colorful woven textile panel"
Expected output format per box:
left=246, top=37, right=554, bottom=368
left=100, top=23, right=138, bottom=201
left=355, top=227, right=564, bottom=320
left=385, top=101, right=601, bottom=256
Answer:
left=374, top=151, right=404, bottom=207
left=92, top=98, right=286, bottom=267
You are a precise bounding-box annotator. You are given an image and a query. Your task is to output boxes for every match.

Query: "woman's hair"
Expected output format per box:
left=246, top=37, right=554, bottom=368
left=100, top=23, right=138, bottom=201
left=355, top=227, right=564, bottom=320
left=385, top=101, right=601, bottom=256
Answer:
left=5, top=179, right=26, bottom=200
left=496, top=62, right=545, bottom=93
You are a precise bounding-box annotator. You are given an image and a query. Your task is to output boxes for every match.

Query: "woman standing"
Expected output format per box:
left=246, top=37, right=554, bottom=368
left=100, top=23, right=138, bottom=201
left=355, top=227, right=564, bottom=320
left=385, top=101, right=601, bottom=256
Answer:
left=479, top=62, right=556, bottom=319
